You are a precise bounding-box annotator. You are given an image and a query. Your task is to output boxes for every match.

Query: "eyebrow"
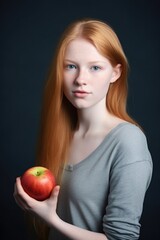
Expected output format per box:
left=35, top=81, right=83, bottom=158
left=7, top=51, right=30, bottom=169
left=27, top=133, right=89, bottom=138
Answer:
left=64, top=59, right=107, bottom=64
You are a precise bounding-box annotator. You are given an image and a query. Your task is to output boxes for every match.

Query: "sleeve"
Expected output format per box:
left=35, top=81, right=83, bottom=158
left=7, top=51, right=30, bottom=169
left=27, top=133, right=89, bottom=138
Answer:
left=103, top=125, right=153, bottom=240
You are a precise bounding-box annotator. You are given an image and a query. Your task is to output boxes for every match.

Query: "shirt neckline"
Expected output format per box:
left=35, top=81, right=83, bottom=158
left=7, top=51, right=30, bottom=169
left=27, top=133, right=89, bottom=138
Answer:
left=65, top=122, right=131, bottom=171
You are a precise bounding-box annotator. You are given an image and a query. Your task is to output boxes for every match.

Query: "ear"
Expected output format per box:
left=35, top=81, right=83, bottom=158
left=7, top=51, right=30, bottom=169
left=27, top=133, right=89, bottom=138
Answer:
left=110, top=64, right=122, bottom=83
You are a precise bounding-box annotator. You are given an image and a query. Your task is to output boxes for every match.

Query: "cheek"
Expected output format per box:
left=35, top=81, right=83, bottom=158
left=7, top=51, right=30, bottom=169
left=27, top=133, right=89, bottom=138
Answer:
left=63, top=73, right=74, bottom=89
left=96, top=81, right=110, bottom=99
left=95, top=77, right=110, bottom=91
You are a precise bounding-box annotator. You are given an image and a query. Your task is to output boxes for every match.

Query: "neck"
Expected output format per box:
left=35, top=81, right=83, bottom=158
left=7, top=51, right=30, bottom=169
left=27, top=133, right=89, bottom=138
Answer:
left=76, top=100, right=113, bottom=136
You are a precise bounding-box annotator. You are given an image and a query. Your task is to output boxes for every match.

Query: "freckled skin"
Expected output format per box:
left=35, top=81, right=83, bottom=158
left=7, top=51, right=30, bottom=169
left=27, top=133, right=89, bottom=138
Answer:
left=63, top=38, right=120, bottom=110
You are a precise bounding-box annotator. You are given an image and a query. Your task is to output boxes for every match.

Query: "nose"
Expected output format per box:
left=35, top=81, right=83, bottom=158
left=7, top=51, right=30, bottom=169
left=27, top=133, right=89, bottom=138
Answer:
left=74, top=69, right=87, bottom=85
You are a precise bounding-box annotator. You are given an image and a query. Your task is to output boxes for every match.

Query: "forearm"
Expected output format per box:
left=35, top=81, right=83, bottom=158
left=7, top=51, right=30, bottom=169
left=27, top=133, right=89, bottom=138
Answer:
left=14, top=179, right=107, bottom=240
left=52, top=217, right=108, bottom=240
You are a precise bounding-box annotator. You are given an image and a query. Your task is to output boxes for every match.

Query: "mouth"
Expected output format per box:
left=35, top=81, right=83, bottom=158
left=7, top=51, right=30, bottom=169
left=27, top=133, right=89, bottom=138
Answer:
left=72, top=90, right=91, bottom=97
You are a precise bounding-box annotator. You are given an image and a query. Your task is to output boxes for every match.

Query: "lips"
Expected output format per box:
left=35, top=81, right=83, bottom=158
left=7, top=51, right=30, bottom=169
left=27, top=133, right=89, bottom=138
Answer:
left=72, top=90, right=91, bottom=97
left=73, top=90, right=88, bottom=94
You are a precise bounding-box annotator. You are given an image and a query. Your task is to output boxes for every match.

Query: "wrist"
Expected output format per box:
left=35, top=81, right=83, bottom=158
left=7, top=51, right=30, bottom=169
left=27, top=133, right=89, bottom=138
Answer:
left=50, top=214, right=64, bottom=229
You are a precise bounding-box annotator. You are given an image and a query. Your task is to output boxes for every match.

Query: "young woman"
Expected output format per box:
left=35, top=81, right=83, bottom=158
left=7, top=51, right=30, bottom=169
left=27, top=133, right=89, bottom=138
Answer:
left=14, top=18, right=153, bottom=240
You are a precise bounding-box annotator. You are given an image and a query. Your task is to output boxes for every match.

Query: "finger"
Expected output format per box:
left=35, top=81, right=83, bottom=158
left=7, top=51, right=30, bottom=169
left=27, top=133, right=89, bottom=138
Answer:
left=48, top=185, right=60, bottom=207
left=13, top=177, right=26, bottom=201
left=50, top=185, right=60, bottom=198
left=13, top=177, right=29, bottom=210
left=15, top=177, right=25, bottom=193
left=14, top=195, right=27, bottom=210
left=41, top=185, right=60, bottom=216
left=14, top=177, right=38, bottom=209
left=15, top=177, right=33, bottom=200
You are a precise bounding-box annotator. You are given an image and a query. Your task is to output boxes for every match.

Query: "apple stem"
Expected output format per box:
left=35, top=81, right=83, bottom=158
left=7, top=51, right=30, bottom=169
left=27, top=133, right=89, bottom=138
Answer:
left=36, top=171, right=41, bottom=176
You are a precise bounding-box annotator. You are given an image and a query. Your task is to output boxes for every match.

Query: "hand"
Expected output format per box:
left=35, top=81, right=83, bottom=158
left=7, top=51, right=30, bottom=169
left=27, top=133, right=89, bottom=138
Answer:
left=13, top=177, right=60, bottom=226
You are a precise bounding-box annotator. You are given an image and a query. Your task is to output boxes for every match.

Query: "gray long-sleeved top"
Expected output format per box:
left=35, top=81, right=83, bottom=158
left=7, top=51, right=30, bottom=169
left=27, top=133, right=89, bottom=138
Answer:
left=48, top=122, right=153, bottom=240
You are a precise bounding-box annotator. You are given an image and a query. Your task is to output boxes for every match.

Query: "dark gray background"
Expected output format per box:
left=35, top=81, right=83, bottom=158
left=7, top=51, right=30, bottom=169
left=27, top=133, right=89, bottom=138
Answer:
left=1, top=0, right=159, bottom=239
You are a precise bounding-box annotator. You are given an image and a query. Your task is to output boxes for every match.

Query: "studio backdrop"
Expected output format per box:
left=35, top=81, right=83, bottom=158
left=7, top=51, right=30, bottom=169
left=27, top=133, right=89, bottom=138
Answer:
left=1, top=0, right=159, bottom=239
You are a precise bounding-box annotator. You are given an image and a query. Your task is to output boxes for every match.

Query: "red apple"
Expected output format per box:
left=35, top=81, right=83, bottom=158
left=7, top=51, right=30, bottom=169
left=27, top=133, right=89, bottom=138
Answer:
left=21, top=166, right=56, bottom=201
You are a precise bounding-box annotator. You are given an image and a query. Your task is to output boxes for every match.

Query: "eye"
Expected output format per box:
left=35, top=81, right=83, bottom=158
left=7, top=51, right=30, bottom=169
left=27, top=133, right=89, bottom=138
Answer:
left=65, top=64, right=77, bottom=70
left=90, top=66, right=101, bottom=71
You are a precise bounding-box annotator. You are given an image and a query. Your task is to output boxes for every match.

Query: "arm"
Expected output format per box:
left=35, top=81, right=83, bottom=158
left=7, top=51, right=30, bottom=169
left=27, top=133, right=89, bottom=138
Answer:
left=54, top=218, right=107, bottom=240
left=14, top=177, right=108, bottom=240
left=103, top=160, right=152, bottom=239
left=103, top=125, right=153, bottom=239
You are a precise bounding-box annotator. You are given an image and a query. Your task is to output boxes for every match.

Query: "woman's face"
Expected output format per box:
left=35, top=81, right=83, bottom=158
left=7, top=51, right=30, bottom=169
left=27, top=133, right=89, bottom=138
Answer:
left=63, top=38, right=121, bottom=110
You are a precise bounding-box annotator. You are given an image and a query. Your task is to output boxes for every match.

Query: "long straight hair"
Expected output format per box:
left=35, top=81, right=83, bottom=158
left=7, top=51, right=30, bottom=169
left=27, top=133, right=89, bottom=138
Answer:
left=33, top=18, right=139, bottom=239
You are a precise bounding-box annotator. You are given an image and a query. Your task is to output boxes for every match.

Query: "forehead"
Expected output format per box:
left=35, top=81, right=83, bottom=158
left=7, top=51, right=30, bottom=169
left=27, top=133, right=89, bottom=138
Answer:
left=64, top=38, right=107, bottom=62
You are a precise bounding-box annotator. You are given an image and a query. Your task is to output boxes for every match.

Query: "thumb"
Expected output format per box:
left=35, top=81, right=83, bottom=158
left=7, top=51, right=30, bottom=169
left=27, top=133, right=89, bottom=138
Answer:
left=49, top=185, right=60, bottom=210
left=50, top=185, right=60, bottom=198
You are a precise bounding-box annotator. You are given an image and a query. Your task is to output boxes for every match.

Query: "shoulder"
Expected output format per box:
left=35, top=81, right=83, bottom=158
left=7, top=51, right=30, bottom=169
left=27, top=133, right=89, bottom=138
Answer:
left=115, top=122, right=145, bottom=141
left=115, top=122, right=148, bottom=148
left=112, top=122, right=152, bottom=166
